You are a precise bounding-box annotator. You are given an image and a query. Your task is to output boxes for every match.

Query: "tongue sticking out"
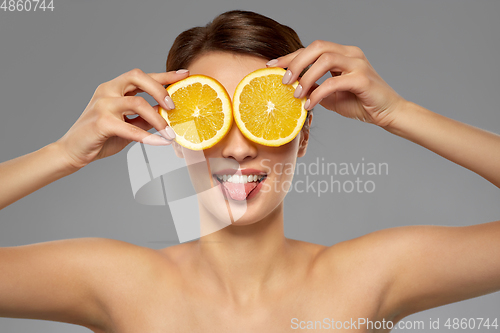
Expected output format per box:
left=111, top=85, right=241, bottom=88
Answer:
left=222, top=182, right=258, bottom=201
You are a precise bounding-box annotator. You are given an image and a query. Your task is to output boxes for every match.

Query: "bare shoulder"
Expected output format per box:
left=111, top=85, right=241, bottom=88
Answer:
left=80, top=237, right=181, bottom=288
left=315, top=226, right=428, bottom=267
left=45, top=237, right=181, bottom=292
left=0, top=237, right=179, bottom=331
left=310, top=227, right=428, bottom=317
left=79, top=238, right=184, bottom=329
left=310, top=224, right=493, bottom=320
left=315, top=226, right=446, bottom=283
left=45, top=237, right=175, bottom=272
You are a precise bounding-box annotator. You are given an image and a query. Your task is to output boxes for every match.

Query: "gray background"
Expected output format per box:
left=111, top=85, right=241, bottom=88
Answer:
left=1, top=0, right=499, bottom=332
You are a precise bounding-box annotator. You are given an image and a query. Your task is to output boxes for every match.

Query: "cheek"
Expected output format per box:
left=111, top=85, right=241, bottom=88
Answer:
left=263, top=140, right=300, bottom=187
left=268, top=136, right=301, bottom=169
left=270, top=160, right=296, bottom=179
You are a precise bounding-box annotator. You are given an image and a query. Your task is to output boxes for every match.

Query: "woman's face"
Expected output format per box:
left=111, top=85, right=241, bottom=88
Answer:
left=177, top=51, right=310, bottom=226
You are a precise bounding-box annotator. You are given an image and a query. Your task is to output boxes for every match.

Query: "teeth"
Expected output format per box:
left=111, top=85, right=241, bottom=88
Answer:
left=215, top=174, right=265, bottom=183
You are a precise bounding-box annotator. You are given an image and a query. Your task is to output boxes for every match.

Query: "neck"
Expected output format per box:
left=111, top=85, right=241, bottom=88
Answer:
left=193, top=201, right=293, bottom=305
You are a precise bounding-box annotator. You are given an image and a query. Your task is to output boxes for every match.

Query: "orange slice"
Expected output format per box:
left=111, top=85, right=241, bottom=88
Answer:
left=159, top=75, right=232, bottom=150
left=233, top=67, right=307, bottom=146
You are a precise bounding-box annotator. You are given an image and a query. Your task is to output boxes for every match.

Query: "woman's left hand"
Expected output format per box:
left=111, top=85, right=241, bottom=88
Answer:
left=269, top=40, right=406, bottom=127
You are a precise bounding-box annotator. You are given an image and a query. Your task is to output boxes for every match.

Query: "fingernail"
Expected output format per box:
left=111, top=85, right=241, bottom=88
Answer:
left=142, top=134, right=172, bottom=146
left=294, top=84, right=303, bottom=98
left=176, top=69, right=189, bottom=74
left=282, top=70, right=292, bottom=85
left=160, top=126, right=176, bottom=140
left=164, top=95, right=175, bottom=110
left=304, top=99, right=311, bottom=110
left=266, top=59, right=278, bottom=67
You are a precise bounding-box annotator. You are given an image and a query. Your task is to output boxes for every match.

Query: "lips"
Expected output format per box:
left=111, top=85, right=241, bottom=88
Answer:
left=212, top=169, right=267, bottom=201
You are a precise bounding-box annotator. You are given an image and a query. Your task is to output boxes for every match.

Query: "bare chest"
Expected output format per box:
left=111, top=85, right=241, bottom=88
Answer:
left=101, top=279, right=388, bottom=333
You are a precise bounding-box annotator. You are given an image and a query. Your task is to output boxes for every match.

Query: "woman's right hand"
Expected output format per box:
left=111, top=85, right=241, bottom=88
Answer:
left=56, top=68, right=189, bottom=170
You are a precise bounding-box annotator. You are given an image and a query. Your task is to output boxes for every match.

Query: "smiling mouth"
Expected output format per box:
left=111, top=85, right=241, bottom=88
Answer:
left=212, top=173, right=268, bottom=201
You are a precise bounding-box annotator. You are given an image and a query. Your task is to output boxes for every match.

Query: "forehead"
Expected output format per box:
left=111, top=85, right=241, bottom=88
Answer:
left=187, top=52, right=268, bottom=99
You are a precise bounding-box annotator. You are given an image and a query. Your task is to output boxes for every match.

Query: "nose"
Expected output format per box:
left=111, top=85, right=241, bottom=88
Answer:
left=220, top=122, right=258, bottom=162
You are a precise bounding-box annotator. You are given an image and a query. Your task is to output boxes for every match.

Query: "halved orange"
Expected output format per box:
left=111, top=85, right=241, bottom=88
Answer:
left=159, top=68, right=306, bottom=149
left=233, top=67, right=307, bottom=146
left=159, top=75, right=232, bottom=150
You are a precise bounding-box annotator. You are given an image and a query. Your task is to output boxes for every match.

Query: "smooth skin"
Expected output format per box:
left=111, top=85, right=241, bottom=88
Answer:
left=0, top=41, right=499, bottom=333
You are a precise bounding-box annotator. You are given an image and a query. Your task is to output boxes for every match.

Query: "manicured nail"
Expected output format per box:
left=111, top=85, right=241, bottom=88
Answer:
left=304, top=99, right=311, bottom=110
left=160, top=126, right=176, bottom=140
left=164, top=95, right=175, bottom=110
left=266, top=59, right=278, bottom=67
left=294, top=84, right=303, bottom=98
left=142, top=134, right=172, bottom=146
left=282, top=70, right=292, bottom=85
left=176, top=69, right=189, bottom=74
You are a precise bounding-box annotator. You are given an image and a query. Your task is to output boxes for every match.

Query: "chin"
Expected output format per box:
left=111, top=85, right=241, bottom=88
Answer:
left=230, top=205, right=272, bottom=226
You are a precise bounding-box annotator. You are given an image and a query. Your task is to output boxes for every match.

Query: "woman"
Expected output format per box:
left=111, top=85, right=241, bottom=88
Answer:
left=0, top=10, right=499, bottom=332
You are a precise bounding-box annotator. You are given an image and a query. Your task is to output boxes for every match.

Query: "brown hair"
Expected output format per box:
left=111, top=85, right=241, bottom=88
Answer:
left=166, top=10, right=312, bottom=131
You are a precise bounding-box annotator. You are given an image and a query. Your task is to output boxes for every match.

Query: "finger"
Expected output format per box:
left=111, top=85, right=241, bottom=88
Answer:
left=124, top=88, right=144, bottom=97
left=108, top=118, right=173, bottom=146
left=305, top=73, right=367, bottom=110
left=294, top=52, right=360, bottom=99
left=281, top=41, right=365, bottom=86
left=123, top=69, right=190, bottom=96
left=114, top=68, right=189, bottom=111
left=300, top=41, right=365, bottom=60
left=266, top=48, right=304, bottom=68
left=110, top=97, right=175, bottom=140
left=304, top=82, right=320, bottom=97
left=279, top=41, right=360, bottom=67
left=151, top=104, right=176, bottom=140
left=125, top=115, right=153, bottom=132
left=147, top=69, right=189, bottom=85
